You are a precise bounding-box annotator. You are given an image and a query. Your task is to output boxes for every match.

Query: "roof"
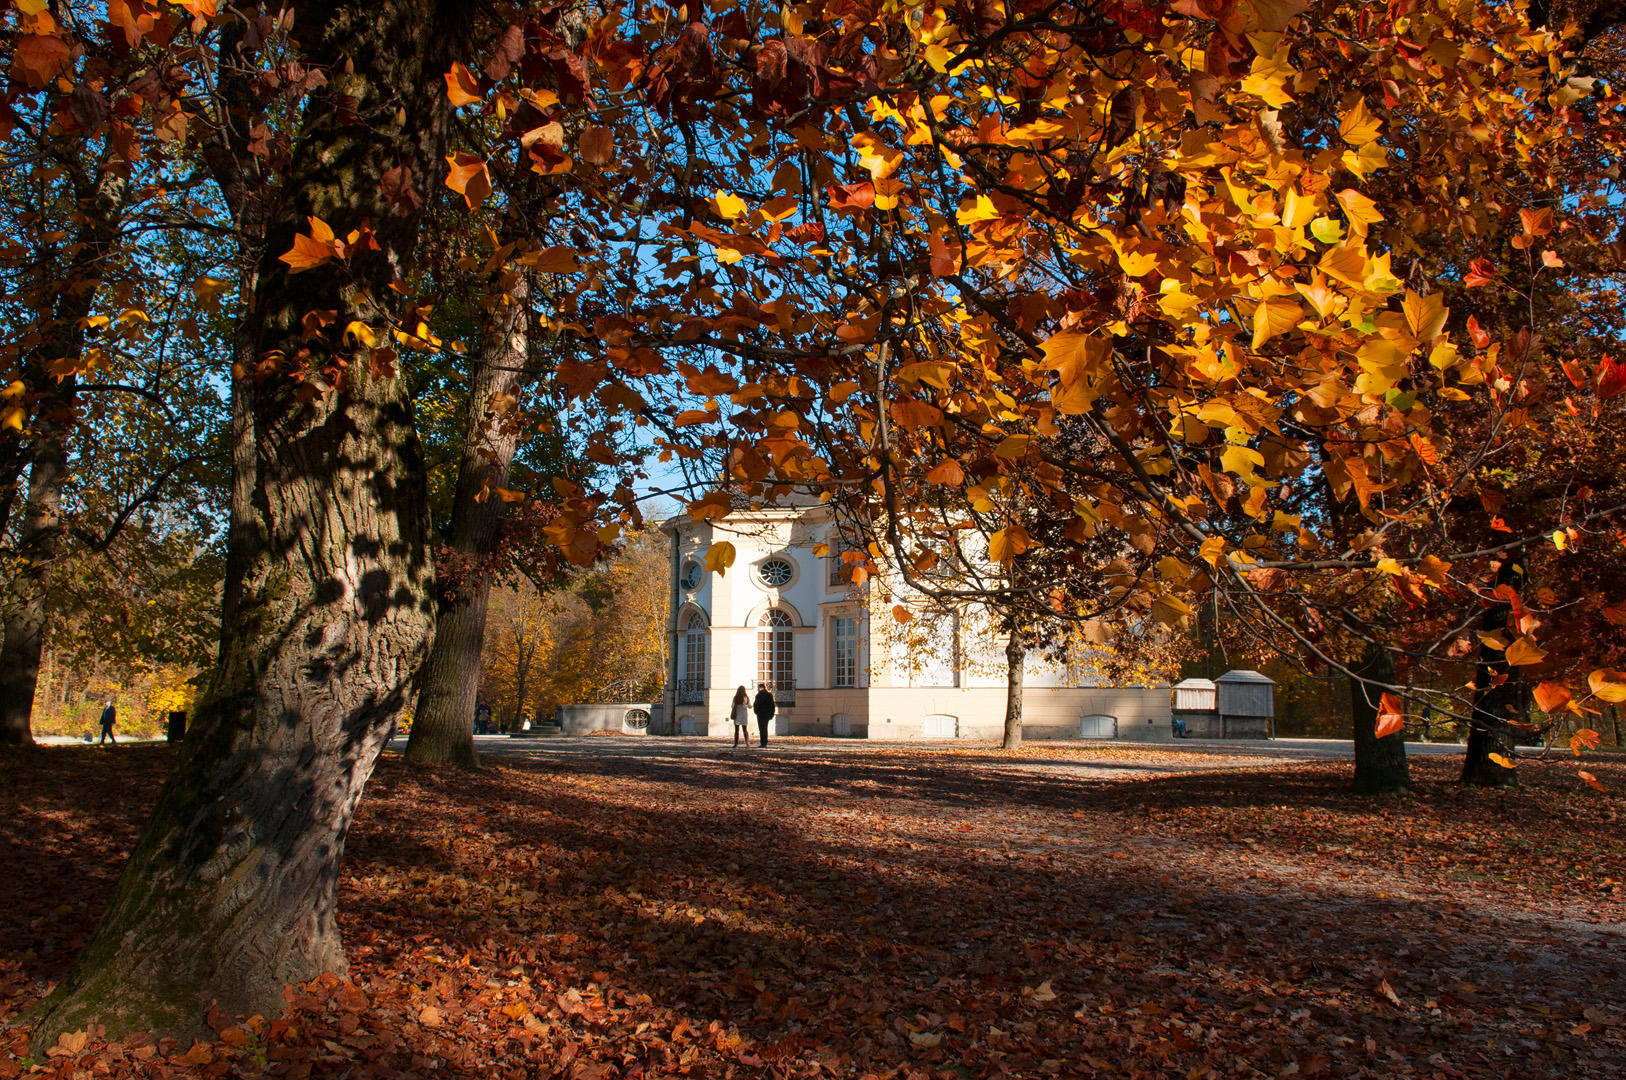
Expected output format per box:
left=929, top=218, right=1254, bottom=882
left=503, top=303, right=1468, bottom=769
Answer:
left=1215, top=669, right=1274, bottom=684
left=1172, top=678, right=1216, bottom=689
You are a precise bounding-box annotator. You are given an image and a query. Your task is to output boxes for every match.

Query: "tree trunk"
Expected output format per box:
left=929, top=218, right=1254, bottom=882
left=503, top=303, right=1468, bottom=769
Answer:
left=406, top=278, right=531, bottom=767
left=1462, top=562, right=1523, bottom=787
left=0, top=160, right=127, bottom=746
left=1350, top=643, right=1410, bottom=795
left=1002, top=622, right=1024, bottom=750
left=32, top=0, right=470, bottom=1045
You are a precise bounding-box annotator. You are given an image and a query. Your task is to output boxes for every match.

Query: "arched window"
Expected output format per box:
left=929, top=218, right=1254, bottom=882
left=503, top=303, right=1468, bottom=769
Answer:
left=683, top=612, right=707, bottom=690
left=757, top=608, right=794, bottom=693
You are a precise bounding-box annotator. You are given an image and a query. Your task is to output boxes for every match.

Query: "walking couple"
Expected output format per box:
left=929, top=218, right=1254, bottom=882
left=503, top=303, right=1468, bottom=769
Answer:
left=730, top=684, right=775, bottom=749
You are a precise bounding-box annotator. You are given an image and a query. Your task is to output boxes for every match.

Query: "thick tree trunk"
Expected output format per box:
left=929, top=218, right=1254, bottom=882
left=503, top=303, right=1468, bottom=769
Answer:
left=1350, top=643, right=1410, bottom=795
left=406, top=278, right=531, bottom=767
left=32, top=0, right=469, bottom=1045
left=1002, top=623, right=1024, bottom=750
left=1462, top=562, right=1523, bottom=787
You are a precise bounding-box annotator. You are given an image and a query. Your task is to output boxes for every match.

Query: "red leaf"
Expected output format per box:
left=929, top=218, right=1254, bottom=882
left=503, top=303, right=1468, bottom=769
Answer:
left=1597, top=356, right=1626, bottom=398
left=1467, top=315, right=1490, bottom=349
left=1463, top=258, right=1497, bottom=287
left=827, top=182, right=875, bottom=210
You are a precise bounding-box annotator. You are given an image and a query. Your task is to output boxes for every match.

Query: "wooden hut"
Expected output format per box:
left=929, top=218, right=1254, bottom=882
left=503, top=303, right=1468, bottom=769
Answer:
left=1171, top=678, right=1218, bottom=737
left=1215, top=669, right=1274, bottom=739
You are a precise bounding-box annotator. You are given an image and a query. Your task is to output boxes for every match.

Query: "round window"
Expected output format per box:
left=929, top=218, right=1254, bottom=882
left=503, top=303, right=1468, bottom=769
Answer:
left=623, top=709, right=650, bottom=730
left=758, top=559, right=793, bottom=587
left=679, top=561, right=703, bottom=590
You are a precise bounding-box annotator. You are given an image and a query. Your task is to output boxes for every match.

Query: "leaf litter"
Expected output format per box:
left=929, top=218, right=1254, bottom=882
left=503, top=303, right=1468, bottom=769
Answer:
left=0, top=743, right=1622, bottom=1078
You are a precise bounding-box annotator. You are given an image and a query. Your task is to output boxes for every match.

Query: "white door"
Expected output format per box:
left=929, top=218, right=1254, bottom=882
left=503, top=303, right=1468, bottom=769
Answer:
left=1079, top=715, right=1117, bottom=739
left=921, top=714, right=957, bottom=739
left=832, top=713, right=852, bottom=737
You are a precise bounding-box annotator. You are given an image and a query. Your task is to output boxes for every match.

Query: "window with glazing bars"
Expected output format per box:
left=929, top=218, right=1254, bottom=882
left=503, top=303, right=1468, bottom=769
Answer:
left=757, top=608, right=793, bottom=689
left=832, top=616, right=857, bottom=687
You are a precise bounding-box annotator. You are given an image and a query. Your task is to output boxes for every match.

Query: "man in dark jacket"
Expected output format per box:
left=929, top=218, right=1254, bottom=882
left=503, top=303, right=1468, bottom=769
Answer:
left=752, top=685, right=775, bottom=748
left=98, top=700, right=117, bottom=745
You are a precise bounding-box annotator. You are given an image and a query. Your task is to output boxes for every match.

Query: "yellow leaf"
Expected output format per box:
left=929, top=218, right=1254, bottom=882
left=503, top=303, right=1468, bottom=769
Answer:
left=1219, top=443, right=1264, bottom=478
left=1156, top=556, right=1190, bottom=583
left=1503, top=637, right=1547, bottom=666
left=1335, top=189, right=1384, bottom=239
left=957, top=194, right=1000, bottom=225
left=1588, top=669, right=1626, bottom=703
left=445, top=61, right=482, bottom=106
left=1338, top=97, right=1382, bottom=145
left=0, top=407, right=23, bottom=431
left=444, top=152, right=492, bottom=208
left=1552, top=529, right=1568, bottom=552
left=713, top=189, right=748, bottom=218
left=1488, top=753, right=1516, bottom=769
left=704, top=541, right=737, bottom=576
left=343, top=321, right=378, bottom=347
left=994, top=434, right=1031, bottom=459
left=852, top=133, right=903, bottom=180
left=1241, top=485, right=1268, bottom=519
left=1402, top=289, right=1448, bottom=342
left=1117, top=247, right=1159, bottom=277
left=1199, top=536, right=1226, bottom=567
left=988, top=526, right=1030, bottom=565
left=1318, top=243, right=1368, bottom=288
left=1151, top=593, right=1195, bottom=626
left=1250, top=296, right=1301, bottom=350
left=192, top=276, right=232, bottom=308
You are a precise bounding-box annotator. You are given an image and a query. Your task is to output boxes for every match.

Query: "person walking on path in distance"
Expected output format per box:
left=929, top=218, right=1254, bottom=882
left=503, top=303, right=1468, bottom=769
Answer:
left=730, top=686, right=752, bottom=749
left=753, top=684, right=776, bottom=748
left=98, top=699, right=117, bottom=745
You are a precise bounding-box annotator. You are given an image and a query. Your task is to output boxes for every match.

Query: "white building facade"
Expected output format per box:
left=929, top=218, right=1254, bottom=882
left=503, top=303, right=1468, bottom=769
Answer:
left=658, top=502, right=1173, bottom=741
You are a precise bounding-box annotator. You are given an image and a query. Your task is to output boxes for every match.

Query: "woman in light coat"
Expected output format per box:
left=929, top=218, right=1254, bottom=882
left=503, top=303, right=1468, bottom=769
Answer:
left=730, top=685, right=752, bottom=749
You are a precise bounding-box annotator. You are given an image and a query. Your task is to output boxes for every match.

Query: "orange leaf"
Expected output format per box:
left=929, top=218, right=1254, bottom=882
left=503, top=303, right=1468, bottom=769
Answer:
left=445, top=61, right=482, bottom=106
left=1504, top=637, right=1547, bottom=667
left=444, top=152, right=492, bottom=208
left=1570, top=728, right=1602, bottom=756
left=1488, top=752, right=1516, bottom=769
left=1579, top=769, right=1607, bottom=793
left=1519, top=207, right=1553, bottom=236
left=11, top=33, right=72, bottom=90
left=1533, top=682, right=1571, bottom=714
left=892, top=605, right=913, bottom=623
left=925, top=459, right=965, bottom=486
left=278, top=217, right=341, bottom=273
left=1374, top=692, right=1404, bottom=739
left=578, top=125, right=614, bottom=165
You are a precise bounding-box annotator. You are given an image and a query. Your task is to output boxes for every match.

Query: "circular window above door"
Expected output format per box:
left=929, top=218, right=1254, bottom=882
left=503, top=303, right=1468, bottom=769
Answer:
left=758, top=559, right=794, bottom=586
left=679, top=560, right=703, bottom=590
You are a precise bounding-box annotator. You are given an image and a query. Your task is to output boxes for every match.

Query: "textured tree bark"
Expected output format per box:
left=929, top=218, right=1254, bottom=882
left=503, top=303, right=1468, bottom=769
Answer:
left=31, top=0, right=469, bottom=1045
left=1462, top=562, right=1523, bottom=788
left=1350, top=643, right=1410, bottom=795
left=1002, top=623, right=1024, bottom=750
left=406, top=278, right=532, bottom=767
left=0, top=161, right=127, bottom=746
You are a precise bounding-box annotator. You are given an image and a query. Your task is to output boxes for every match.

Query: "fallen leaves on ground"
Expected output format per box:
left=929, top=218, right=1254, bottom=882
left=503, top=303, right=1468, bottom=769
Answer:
left=0, top=743, right=1622, bottom=1079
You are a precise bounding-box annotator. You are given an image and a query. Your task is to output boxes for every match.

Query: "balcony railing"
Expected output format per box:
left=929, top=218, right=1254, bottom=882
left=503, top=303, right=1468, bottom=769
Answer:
left=758, top=680, right=796, bottom=706
left=676, top=680, right=706, bottom=705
